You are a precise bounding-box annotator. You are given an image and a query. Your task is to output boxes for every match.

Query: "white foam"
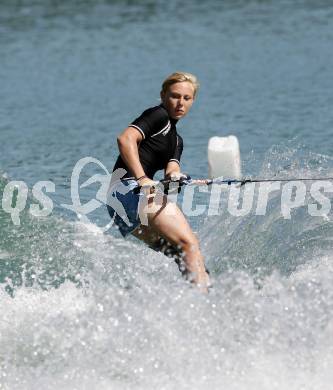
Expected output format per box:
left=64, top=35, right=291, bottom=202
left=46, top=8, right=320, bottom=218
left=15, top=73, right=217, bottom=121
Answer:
left=1, top=252, right=333, bottom=389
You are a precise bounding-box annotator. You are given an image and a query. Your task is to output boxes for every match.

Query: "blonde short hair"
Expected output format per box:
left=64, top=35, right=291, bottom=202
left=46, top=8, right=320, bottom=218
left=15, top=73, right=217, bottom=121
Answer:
left=161, top=72, right=200, bottom=97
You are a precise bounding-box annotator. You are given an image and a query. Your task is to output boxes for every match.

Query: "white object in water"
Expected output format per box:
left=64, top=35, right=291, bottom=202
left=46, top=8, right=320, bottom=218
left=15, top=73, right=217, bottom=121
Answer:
left=208, top=135, right=241, bottom=179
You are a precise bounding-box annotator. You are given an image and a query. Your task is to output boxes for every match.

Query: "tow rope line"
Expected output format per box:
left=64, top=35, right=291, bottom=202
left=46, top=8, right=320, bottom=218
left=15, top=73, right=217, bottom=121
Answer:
left=157, top=176, right=333, bottom=186
left=192, top=176, right=333, bottom=186
left=134, top=176, right=333, bottom=192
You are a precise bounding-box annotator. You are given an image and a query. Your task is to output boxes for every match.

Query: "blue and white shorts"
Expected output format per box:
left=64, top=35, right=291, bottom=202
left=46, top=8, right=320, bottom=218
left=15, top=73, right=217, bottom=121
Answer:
left=106, top=179, right=143, bottom=237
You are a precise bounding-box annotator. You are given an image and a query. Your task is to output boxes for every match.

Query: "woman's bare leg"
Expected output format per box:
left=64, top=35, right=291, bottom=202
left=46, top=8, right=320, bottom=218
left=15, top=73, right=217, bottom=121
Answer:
left=132, top=193, right=210, bottom=291
left=132, top=225, right=185, bottom=273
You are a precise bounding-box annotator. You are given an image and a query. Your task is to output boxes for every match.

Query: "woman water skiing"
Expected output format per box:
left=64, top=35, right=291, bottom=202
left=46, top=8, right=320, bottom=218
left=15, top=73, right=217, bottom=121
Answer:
left=107, top=72, right=210, bottom=292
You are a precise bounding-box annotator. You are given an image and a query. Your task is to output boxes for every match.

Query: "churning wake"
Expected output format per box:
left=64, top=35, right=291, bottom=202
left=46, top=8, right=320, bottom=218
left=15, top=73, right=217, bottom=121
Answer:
left=1, top=146, right=333, bottom=389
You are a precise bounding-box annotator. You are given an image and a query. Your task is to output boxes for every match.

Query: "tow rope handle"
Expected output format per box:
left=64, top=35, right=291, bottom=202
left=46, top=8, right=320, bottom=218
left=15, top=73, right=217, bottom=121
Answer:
left=133, top=176, right=191, bottom=194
